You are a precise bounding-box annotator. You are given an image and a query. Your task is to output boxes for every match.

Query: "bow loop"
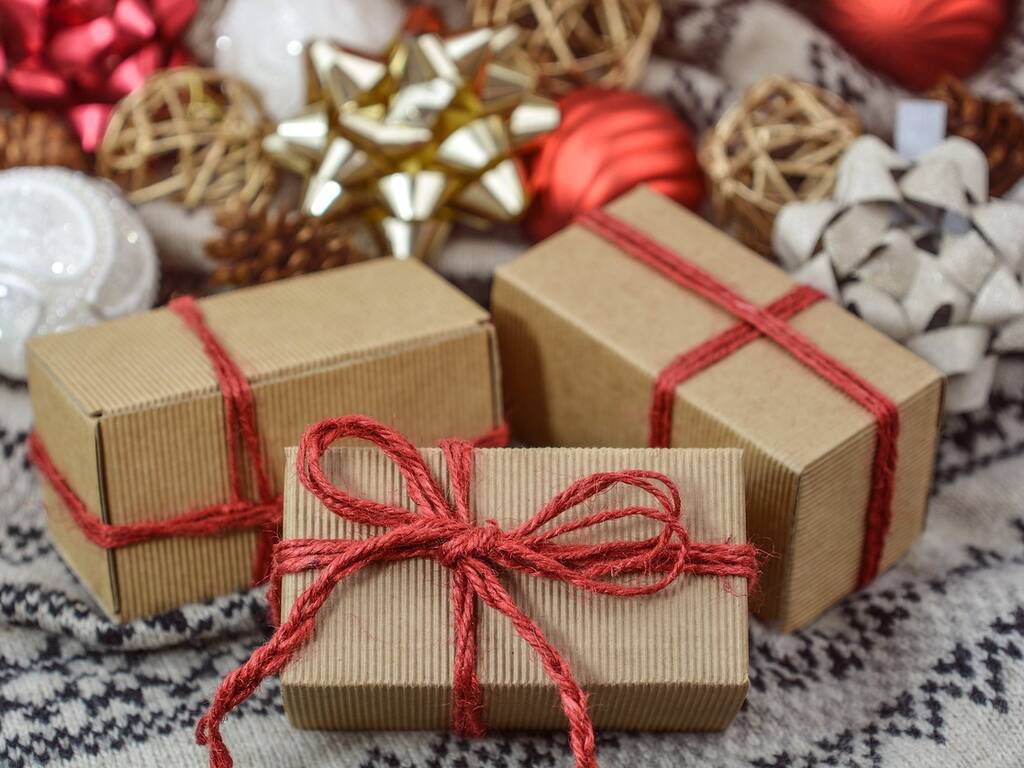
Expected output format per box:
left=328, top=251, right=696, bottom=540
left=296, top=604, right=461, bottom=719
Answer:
left=296, top=415, right=453, bottom=530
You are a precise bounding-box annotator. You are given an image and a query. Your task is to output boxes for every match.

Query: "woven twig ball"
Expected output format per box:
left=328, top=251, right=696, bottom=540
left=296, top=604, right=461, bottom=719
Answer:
left=468, top=0, right=660, bottom=96
left=97, top=68, right=276, bottom=211
left=699, top=76, right=862, bottom=255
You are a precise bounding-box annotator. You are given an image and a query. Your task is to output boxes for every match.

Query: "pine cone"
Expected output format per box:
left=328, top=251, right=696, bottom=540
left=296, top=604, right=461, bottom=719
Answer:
left=930, top=76, right=1024, bottom=197
left=0, top=111, right=88, bottom=171
left=205, top=205, right=366, bottom=287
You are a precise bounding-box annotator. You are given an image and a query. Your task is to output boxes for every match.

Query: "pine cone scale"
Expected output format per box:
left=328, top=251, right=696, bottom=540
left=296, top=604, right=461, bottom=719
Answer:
left=204, top=204, right=368, bottom=288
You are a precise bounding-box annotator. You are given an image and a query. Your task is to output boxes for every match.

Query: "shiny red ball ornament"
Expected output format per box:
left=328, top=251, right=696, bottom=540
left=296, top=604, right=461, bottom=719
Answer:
left=818, top=0, right=1007, bottom=91
left=526, top=88, right=704, bottom=241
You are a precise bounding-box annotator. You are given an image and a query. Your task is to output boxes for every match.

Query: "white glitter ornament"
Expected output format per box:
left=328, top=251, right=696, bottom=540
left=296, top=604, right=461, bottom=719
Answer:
left=0, top=168, right=157, bottom=379
left=212, top=0, right=405, bottom=120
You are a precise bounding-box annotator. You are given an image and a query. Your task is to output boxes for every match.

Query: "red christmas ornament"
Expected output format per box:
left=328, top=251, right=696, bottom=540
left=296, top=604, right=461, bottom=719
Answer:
left=817, top=0, right=1007, bottom=91
left=526, top=88, right=704, bottom=241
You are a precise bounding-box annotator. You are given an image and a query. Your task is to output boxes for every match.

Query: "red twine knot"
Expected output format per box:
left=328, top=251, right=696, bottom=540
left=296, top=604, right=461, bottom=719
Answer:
left=196, top=415, right=758, bottom=768
left=438, top=520, right=502, bottom=568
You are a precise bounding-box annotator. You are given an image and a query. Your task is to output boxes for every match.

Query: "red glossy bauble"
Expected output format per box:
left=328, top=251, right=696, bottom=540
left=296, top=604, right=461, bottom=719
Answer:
left=526, top=88, right=704, bottom=241
left=818, top=0, right=1007, bottom=91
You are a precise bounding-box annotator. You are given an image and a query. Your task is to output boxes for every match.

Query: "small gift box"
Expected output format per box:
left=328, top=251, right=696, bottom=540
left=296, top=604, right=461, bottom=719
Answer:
left=492, top=187, right=945, bottom=631
left=28, top=260, right=503, bottom=621
left=195, top=417, right=755, bottom=768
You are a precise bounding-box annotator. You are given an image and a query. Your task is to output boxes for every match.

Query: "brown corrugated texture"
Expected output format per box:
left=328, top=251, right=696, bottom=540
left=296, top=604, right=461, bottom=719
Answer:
left=27, top=260, right=503, bottom=622
left=26, top=352, right=116, bottom=612
left=280, top=446, right=749, bottom=732
left=491, top=186, right=944, bottom=632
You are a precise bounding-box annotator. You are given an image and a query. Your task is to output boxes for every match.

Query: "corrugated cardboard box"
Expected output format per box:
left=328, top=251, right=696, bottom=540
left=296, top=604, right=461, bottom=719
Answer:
left=280, top=445, right=749, bottom=732
left=492, top=187, right=944, bottom=631
left=28, top=260, right=503, bottom=622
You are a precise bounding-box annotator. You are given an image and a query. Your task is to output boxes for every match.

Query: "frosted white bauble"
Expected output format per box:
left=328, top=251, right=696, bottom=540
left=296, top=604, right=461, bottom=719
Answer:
left=0, top=168, right=157, bottom=379
left=213, top=0, right=405, bottom=120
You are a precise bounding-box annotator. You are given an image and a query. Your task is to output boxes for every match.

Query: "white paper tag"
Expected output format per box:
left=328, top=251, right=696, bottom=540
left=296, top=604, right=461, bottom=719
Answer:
left=895, top=100, right=948, bottom=161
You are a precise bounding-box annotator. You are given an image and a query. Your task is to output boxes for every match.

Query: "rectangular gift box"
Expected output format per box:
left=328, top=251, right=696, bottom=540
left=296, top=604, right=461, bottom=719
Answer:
left=280, top=445, right=749, bottom=732
left=492, top=187, right=945, bottom=632
left=27, top=260, right=503, bottom=622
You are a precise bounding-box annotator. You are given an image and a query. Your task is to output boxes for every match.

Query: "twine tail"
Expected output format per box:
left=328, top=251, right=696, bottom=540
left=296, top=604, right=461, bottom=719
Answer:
left=473, top=565, right=598, bottom=768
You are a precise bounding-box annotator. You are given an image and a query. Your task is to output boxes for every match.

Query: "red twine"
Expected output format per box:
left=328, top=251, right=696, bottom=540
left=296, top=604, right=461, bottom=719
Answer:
left=29, top=296, right=281, bottom=585
left=579, top=207, right=900, bottom=588
left=195, top=415, right=759, bottom=768
left=29, top=296, right=511, bottom=589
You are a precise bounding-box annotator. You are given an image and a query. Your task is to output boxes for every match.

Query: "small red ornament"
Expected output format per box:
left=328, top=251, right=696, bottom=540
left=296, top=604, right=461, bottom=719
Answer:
left=817, top=0, right=1007, bottom=91
left=526, top=88, right=703, bottom=241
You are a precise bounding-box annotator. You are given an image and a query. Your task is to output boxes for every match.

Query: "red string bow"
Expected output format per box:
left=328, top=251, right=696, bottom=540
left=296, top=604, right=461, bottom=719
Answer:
left=196, top=415, right=759, bottom=768
left=0, top=0, right=196, bottom=149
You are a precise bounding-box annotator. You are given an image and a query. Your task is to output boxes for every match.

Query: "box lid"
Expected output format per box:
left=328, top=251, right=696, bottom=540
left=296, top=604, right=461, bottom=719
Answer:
left=29, top=259, right=490, bottom=418
left=496, top=187, right=943, bottom=471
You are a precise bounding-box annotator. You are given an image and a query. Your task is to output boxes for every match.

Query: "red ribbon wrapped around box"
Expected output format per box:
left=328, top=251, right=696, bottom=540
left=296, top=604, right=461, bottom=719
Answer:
left=0, top=0, right=196, bottom=149
left=194, top=415, right=760, bottom=768
left=578, top=208, right=900, bottom=588
left=29, top=297, right=510, bottom=589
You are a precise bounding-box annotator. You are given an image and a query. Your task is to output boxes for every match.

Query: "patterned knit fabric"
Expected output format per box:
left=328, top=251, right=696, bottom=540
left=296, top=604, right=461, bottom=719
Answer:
left=3, top=2, right=1024, bottom=765
left=2, top=379, right=1024, bottom=767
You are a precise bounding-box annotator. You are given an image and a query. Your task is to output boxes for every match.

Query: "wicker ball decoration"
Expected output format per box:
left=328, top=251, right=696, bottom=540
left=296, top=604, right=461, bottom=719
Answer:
left=468, top=0, right=661, bottom=96
left=96, top=68, right=277, bottom=211
left=699, top=76, right=862, bottom=256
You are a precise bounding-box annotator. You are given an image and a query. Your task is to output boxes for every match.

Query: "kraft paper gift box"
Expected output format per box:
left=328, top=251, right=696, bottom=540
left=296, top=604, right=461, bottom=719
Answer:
left=276, top=442, right=751, bottom=737
left=492, top=187, right=945, bottom=631
left=27, top=260, right=503, bottom=622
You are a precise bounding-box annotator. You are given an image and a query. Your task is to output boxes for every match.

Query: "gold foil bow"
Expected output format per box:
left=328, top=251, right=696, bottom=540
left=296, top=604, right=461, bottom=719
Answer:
left=263, top=26, right=560, bottom=260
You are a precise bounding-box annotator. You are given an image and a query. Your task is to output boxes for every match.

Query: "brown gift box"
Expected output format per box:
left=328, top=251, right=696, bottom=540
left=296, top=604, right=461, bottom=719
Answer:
left=27, top=260, right=503, bottom=622
left=280, top=445, right=749, bottom=732
left=492, top=187, right=944, bottom=632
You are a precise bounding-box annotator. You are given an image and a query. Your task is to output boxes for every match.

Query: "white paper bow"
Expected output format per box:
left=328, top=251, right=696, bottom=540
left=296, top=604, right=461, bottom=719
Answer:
left=773, top=136, right=1024, bottom=413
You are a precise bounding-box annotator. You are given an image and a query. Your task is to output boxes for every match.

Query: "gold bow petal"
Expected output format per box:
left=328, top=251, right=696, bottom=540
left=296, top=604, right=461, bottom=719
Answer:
left=509, top=95, right=561, bottom=146
left=386, top=79, right=458, bottom=127
left=380, top=217, right=453, bottom=261
left=301, top=137, right=374, bottom=217
left=453, top=158, right=528, bottom=222
left=399, top=34, right=462, bottom=87
left=443, top=28, right=496, bottom=75
left=263, top=107, right=331, bottom=172
left=378, top=171, right=451, bottom=221
left=306, top=41, right=389, bottom=111
left=339, top=112, right=434, bottom=156
left=436, top=116, right=508, bottom=172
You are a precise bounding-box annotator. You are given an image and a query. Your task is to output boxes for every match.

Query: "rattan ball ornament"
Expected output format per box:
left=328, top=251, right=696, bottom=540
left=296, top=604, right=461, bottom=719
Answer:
left=469, top=0, right=661, bottom=96
left=699, top=76, right=862, bottom=256
left=96, top=68, right=277, bottom=212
